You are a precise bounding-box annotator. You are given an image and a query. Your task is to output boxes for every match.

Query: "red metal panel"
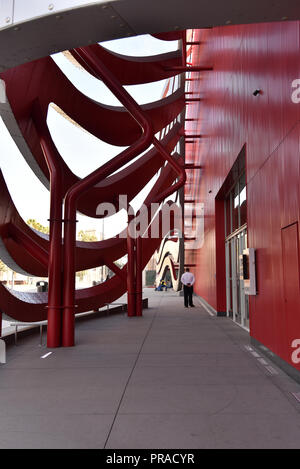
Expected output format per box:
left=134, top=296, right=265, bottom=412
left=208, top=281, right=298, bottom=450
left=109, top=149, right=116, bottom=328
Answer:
left=186, top=22, right=300, bottom=371
left=282, top=223, right=300, bottom=369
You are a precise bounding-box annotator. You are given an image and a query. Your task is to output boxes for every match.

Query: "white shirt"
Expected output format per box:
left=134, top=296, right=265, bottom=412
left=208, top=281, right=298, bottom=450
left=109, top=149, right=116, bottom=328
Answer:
left=181, top=272, right=195, bottom=286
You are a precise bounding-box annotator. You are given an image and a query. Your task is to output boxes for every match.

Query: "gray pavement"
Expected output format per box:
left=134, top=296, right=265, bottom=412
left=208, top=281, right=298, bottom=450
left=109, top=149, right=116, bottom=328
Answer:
left=0, top=288, right=300, bottom=449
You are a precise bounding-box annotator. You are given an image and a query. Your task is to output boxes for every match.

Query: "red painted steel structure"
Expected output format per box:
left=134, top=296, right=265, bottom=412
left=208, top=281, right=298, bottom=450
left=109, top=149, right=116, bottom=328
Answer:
left=0, top=34, right=186, bottom=347
left=185, top=25, right=300, bottom=373
left=0, top=11, right=298, bottom=379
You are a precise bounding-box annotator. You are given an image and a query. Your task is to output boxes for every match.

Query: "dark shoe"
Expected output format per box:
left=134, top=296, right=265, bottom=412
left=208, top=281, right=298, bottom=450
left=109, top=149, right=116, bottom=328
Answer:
left=190, top=304, right=195, bottom=307
left=184, top=306, right=188, bottom=308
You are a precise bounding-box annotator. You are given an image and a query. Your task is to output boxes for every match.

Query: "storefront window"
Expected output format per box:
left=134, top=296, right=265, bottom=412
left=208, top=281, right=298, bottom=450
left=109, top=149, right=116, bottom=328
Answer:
left=224, top=147, right=249, bottom=330
left=225, top=195, right=231, bottom=237
left=232, top=182, right=239, bottom=232
left=239, top=172, right=247, bottom=226
left=225, top=171, right=247, bottom=236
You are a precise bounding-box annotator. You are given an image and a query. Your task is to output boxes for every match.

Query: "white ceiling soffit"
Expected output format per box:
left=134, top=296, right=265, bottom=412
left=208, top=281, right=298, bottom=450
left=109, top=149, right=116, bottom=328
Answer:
left=0, top=0, right=299, bottom=71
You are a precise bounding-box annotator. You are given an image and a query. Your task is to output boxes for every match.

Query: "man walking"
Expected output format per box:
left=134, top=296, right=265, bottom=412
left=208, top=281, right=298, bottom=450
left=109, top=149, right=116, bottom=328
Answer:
left=181, top=268, right=195, bottom=308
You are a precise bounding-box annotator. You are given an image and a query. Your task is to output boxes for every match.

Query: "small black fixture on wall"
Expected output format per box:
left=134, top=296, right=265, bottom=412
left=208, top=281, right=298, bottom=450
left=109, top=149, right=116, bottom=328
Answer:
left=253, top=89, right=261, bottom=96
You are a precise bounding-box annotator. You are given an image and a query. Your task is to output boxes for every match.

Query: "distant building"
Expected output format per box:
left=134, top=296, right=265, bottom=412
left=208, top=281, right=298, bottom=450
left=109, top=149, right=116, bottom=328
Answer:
left=143, top=254, right=156, bottom=287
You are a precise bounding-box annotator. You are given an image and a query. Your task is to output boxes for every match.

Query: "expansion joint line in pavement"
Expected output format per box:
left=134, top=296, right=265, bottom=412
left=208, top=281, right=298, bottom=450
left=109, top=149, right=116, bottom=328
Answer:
left=103, top=300, right=161, bottom=448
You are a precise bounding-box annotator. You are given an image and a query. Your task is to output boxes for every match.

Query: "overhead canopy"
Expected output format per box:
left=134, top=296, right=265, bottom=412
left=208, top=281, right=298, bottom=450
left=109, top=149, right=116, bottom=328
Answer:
left=0, top=0, right=299, bottom=71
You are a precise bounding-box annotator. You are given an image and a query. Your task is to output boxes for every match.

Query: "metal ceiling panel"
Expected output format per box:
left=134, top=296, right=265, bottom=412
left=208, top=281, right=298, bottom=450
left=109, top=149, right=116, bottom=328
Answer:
left=0, top=0, right=300, bottom=71
left=13, top=0, right=106, bottom=23
left=0, top=0, right=13, bottom=28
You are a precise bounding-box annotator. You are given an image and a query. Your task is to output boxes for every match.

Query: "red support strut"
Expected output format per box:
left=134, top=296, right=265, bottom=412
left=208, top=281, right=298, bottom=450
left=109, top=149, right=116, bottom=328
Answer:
left=127, top=213, right=136, bottom=317
left=61, top=49, right=154, bottom=346
left=135, top=236, right=143, bottom=317
left=32, top=102, right=64, bottom=348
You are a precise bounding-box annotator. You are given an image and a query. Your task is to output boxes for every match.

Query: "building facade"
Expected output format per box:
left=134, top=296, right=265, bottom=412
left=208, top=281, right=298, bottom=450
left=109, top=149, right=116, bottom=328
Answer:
left=185, top=24, right=300, bottom=375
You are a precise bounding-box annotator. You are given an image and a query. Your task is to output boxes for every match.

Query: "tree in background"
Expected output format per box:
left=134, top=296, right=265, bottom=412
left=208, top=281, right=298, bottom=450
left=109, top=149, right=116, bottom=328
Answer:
left=0, top=259, right=8, bottom=281
left=0, top=259, right=14, bottom=284
left=76, top=230, right=98, bottom=279
left=76, top=270, right=87, bottom=281
left=0, top=259, right=7, bottom=273
left=27, top=219, right=50, bottom=234
left=77, top=230, right=98, bottom=242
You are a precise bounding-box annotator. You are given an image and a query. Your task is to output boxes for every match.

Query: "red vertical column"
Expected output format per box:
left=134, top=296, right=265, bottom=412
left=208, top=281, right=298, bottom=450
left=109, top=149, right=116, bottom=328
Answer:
left=127, top=213, right=136, bottom=317
left=135, top=235, right=143, bottom=316
left=47, top=212, right=63, bottom=348
left=32, top=104, right=63, bottom=348
left=46, top=173, right=63, bottom=348
left=62, top=218, right=77, bottom=347
left=59, top=49, right=154, bottom=341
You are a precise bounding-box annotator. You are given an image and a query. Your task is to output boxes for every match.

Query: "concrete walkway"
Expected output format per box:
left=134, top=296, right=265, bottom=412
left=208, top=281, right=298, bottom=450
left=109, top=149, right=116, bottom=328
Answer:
left=0, top=289, right=300, bottom=449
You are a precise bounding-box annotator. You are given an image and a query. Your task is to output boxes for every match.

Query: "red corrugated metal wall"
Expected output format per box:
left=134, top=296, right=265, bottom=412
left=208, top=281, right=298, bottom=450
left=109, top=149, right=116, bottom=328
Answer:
left=185, top=22, right=300, bottom=370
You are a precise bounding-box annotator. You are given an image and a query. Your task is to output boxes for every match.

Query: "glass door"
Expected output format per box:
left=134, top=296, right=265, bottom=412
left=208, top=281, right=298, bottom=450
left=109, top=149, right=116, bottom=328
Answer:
left=225, top=241, right=233, bottom=318
left=225, top=227, right=249, bottom=330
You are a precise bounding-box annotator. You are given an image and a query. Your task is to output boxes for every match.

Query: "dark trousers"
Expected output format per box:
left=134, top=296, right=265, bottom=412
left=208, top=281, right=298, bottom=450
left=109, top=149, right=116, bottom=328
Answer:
left=183, top=285, right=194, bottom=307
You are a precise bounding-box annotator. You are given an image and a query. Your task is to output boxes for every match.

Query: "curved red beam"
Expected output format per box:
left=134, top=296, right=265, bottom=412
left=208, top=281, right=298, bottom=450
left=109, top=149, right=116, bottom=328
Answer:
left=58, top=46, right=186, bottom=345
left=1, top=56, right=184, bottom=148
left=70, top=44, right=182, bottom=85
left=151, top=31, right=186, bottom=41
left=0, top=36, right=186, bottom=348
left=0, top=149, right=183, bottom=277
left=0, top=205, right=173, bottom=323
left=32, top=106, right=182, bottom=218
left=71, top=47, right=186, bottom=203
